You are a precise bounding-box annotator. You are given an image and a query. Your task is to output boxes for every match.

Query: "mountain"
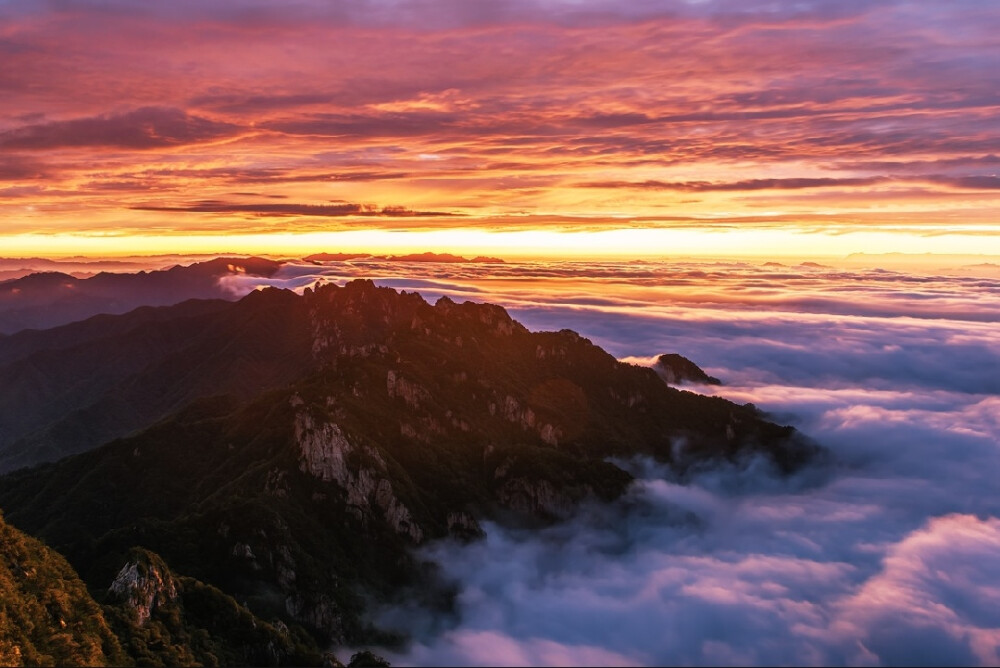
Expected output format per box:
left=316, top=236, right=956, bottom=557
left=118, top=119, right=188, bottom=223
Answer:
left=655, top=353, right=722, bottom=385
left=0, top=257, right=157, bottom=283
left=303, top=251, right=505, bottom=264
left=304, top=253, right=374, bottom=262
left=0, top=279, right=820, bottom=662
left=0, top=292, right=311, bottom=471
left=0, top=256, right=281, bottom=335
left=385, top=252, right=504, bottom=263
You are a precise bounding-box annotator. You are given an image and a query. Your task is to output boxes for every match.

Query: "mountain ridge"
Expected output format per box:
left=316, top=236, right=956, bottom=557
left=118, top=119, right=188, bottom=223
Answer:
left=0, top=256, right=281, bottom=335
left=0, top=277, right=821, bottom=662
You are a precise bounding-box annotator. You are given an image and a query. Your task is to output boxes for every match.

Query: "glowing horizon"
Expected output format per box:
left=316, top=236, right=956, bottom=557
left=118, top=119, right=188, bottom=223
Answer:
left=1, top=1, right=999, bottom=258
left=3, top=226, right=1000, bottom=262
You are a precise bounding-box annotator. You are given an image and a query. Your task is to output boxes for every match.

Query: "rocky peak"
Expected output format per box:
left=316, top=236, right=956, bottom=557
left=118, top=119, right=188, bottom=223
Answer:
left=304, top=279, right=530, bottom=362
left=655, top=353, right=722, bottom=385
left=107, top=549, right=179, bottom=626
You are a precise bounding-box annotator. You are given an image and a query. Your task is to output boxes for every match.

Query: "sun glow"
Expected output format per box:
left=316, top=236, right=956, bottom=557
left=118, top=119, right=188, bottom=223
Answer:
left=5, top=225, right=998, bottom=261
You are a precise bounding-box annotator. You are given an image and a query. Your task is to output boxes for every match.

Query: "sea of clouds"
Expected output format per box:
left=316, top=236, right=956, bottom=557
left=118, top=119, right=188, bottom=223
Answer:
left=223, top=258, right=1000, bottom=666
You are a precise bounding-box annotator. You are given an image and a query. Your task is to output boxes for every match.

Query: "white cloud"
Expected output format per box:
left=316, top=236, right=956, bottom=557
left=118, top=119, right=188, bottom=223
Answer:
left=303, top=257, right=1000, bottom=666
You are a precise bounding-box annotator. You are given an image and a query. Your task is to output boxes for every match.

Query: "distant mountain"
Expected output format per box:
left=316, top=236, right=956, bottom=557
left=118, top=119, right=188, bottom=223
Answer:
left=303, top=251, right=505, bottom=264
left=0, top=257, right=156, bottom=282
left=304, top=252, right=374, bottom=262
left=386, top=252, right=505, bottom=263
left=0, top=293, right=310, bottom=471
left=0, top=256, right=281, bottom=334
left=0, top=279, right=820, bottom=660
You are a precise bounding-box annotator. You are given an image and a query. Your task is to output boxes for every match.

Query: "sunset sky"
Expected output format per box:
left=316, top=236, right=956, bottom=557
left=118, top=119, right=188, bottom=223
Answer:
left=3, top=5, right=1000, bottom=663
left=2, top=0, right=999, bottom=258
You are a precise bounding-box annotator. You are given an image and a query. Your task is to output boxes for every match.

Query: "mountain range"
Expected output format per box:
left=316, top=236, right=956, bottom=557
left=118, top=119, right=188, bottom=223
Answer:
left=0, top=264, right=822, bottom=665
left=0, top=257, right=281, bottom=334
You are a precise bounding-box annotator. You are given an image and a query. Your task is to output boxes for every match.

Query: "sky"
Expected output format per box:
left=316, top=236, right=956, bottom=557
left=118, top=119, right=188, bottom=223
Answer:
left=217, top=257, right=1000, bottom=666
left=2, top=0, right=1000, bottom=258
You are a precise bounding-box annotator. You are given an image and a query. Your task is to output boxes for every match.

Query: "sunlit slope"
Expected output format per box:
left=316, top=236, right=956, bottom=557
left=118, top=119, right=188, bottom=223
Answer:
left=0, top=512, right=125, bottom=666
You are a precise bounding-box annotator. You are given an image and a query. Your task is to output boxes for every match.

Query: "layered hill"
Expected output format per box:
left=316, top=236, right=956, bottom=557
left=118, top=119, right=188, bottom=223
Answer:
left=0, top=279, right=819, bottom=659
left=0, top=292, right=312, bottom=471
left=0, top=256, right=280, bottom=335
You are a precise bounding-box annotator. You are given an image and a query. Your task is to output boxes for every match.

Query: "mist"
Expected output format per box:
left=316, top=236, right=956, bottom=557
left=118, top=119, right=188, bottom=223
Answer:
left=253, top=259, right=1000, bottom=666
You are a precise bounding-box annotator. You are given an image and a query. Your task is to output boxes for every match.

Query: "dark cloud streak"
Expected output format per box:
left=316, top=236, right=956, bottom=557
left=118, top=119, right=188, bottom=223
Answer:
left=131, top=200, right=459, bottom=217
left=0, top=107, right=242, bottom=150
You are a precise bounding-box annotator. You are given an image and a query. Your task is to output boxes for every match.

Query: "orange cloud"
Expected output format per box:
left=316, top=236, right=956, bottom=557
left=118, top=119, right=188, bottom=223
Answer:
left=1, top=1, right=998, bottom=256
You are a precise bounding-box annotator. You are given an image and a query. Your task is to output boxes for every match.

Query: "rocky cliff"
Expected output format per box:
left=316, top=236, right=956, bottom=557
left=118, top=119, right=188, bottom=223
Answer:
left=655, top=353, right=723, bottom=385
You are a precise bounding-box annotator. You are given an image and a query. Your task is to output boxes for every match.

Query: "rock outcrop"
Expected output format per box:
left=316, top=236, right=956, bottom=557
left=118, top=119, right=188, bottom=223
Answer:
left=295, top=410, right=423, bottom=542
left=108, top=551, right=179, bottom=626
left=655, top=353, right=722, bottom=385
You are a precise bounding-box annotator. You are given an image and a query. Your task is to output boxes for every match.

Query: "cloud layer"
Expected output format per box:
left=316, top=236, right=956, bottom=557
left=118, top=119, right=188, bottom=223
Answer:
left=239, top=258, right=1000, bottom=666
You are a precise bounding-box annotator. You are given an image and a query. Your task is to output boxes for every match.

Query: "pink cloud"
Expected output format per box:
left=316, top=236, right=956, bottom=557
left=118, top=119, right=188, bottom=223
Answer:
left=1, top=1, right=998, bottom=240
left=834, top=515, right=1000, bottom=666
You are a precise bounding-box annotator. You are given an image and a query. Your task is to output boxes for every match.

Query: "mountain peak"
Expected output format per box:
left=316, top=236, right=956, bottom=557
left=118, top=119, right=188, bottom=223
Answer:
left=0, top=256, right=287, bottom=334
left=655, top=353, right=722, bottom=385
left=108, top=548, right=179, bottom=627
left=1, top=271, right=78, bottom=291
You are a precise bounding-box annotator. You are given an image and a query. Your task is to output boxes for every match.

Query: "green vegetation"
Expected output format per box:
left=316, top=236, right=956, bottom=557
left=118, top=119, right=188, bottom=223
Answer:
left=0, top=518, right=326, bottom=666
left=0, top=511, right=125, bottom=666
left=101, top=548, right=323, bottom=667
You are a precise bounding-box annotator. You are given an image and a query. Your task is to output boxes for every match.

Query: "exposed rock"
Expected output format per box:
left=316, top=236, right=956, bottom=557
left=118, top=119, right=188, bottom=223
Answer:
left=295, top=411, right=422, bottom=542
left=387, top=370, right=430, bottom=408
left=286, top=593, right=344, bottom=643
left=274, top=545, right=297, bottom=589
left=474, top=303, right=518, bottom=336
left=496, top=478, right=574, bottom=518
left=610, top=387, right=646, bottom=408
left=655, top=353, right=722, bottom=385
left=376, top=479, right=424, bottom=542
left=494, top=456, right=514, bottom=480
left=447, top=512, right=486, bottom=540
left=108, top=551, right=179, bottom=627
left=265, top=468, right=290, bottom=497
left=232, top=542, right=256, bottom=561
left=539, top=423, right=561, bottom=446
left=499, top=394, right=542, bottom=432
left=296, top=413, right=357, bottom=486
